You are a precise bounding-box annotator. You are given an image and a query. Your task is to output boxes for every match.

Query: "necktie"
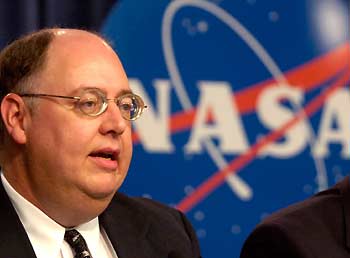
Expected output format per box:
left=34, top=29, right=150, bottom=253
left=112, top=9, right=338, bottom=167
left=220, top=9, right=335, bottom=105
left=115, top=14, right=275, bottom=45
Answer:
left=64, top=229, right=93, bottom=258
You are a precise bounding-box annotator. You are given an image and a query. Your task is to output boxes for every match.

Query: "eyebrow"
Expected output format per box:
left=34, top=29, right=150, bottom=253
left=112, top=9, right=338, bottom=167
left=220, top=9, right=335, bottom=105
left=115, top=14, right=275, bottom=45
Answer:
left=117, top=89, right=134, bottom=97
left=72, top=86, right=133, bottom=97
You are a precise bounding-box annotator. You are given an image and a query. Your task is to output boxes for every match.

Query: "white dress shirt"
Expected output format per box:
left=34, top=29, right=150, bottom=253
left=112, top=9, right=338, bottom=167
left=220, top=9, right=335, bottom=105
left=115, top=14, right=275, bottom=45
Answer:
left=1, top=173, right=118, bottom=258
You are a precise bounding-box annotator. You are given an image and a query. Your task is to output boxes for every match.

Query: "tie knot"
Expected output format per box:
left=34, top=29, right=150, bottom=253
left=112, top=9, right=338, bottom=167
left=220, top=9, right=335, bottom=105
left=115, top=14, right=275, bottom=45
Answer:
left=64, top=229, right=92, bottom=258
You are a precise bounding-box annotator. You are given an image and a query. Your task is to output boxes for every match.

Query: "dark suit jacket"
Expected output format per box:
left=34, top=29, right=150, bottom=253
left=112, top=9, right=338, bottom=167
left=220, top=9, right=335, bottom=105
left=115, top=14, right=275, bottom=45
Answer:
left=240, top=176, right=350, bottom=258
left=0, top=182, right=201, bottom=258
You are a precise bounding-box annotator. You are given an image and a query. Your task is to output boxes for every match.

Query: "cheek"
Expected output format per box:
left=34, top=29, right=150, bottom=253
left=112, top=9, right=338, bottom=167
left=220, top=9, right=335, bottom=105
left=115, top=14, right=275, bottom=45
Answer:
left=30, top=116, right=95, bottom=163
left=120, top=128, right=133, bottom=164
left=57, top=124, right=98, bottom=159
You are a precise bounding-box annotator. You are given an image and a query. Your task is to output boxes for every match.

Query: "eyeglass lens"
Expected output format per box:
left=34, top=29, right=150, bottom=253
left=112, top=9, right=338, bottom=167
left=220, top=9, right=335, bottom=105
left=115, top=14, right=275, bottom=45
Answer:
left=77, top=89, right=144, bottom=120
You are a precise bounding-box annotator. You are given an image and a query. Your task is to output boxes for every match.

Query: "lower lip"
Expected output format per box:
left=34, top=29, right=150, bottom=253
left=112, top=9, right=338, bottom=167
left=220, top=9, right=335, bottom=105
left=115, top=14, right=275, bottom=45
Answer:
left=89, top=156, right=119, bottom=171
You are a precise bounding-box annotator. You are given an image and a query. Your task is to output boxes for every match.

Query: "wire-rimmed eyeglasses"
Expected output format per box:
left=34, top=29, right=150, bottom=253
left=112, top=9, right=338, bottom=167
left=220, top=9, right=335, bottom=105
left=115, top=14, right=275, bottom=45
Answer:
left=18, top=88, right=147, bottom=121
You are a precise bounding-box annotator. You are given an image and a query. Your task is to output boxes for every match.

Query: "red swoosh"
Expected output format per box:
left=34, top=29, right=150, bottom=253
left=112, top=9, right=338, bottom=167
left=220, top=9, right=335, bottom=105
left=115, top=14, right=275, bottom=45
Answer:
left=176, top=66, right=350, bottom=213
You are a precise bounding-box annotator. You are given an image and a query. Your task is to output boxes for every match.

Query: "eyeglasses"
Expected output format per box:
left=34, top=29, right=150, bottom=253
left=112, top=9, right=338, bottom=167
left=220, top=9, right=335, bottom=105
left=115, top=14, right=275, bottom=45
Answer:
left=18, top=88, right=147, bottom=121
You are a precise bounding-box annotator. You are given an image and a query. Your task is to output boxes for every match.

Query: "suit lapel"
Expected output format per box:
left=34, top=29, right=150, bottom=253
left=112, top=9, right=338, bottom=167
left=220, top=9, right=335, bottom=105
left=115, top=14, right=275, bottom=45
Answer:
left=0, top=180, right=37, bottom=258
left=339, top=176, right=350, bottom=250
left=100, top=193, right=160, bottom=258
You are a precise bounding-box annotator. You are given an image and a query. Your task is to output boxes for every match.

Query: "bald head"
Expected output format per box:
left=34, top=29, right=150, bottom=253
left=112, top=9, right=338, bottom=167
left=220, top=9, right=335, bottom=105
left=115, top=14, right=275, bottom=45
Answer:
left=0, top=28, right=118, bottom=145
left=0, top=28, right=115, bottom=94
left=38, top=29, right=125, bottom=93
left=48, top=29, right=116, bottom=61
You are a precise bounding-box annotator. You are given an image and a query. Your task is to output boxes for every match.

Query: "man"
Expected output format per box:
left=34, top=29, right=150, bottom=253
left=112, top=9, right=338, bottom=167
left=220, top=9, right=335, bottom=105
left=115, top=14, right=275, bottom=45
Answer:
left=240, top=177, right=350, bottom=258
left=0, top=28, right=201, bottom=258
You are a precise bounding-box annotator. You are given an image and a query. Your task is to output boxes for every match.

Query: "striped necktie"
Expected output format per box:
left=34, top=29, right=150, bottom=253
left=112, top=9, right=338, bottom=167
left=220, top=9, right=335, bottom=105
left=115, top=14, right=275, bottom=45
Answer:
left=64, top=229, right=93, bottom=258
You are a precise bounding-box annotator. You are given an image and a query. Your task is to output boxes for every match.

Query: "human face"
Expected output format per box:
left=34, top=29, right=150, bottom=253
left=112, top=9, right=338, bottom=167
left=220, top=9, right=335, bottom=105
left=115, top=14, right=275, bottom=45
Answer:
left=20, top=31, right=133, bottom=224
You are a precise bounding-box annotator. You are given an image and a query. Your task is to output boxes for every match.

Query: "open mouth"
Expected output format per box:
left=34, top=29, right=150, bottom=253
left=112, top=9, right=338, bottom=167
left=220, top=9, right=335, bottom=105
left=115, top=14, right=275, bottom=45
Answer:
left=88, top=149, right=119, bottom=171
left=89, top=151, right=116, bottom=161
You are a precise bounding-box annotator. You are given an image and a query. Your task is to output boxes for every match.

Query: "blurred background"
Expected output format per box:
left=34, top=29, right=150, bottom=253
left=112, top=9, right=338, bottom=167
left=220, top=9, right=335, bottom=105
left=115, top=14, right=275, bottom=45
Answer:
left=1, top=0, right=349, bottom=257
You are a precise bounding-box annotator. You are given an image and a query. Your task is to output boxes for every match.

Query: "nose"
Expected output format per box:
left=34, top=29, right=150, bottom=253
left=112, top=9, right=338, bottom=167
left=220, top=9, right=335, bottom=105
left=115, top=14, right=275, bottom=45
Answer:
left=99, top=100, right=128, bottom=136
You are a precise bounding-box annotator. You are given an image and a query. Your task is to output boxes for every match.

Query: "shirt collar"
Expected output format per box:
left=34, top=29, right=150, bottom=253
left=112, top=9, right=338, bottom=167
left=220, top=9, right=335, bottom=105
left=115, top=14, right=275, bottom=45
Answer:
left=0, top=172, right=100, bottom=258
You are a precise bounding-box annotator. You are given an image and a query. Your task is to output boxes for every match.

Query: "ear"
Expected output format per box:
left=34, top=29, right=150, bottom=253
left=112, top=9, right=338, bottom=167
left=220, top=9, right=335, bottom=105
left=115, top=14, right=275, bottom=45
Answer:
left=1, top=93, right=29, bottom=144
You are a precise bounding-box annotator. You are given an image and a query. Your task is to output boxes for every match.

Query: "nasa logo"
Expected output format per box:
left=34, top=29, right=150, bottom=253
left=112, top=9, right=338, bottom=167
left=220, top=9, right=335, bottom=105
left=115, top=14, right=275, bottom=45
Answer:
left=102, top=0, right=350, bottom=257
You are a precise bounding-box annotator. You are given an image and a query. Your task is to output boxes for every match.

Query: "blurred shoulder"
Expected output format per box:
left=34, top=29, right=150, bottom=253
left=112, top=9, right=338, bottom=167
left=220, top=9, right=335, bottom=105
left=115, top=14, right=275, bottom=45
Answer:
left=263, top=176, right=348, bottom=225
left=240, top=177, right=350, bottom=258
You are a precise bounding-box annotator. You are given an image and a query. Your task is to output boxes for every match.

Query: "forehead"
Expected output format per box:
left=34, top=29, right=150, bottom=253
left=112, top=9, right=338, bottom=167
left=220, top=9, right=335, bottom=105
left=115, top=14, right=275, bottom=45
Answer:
left=37, top=31, right=129, bottom=95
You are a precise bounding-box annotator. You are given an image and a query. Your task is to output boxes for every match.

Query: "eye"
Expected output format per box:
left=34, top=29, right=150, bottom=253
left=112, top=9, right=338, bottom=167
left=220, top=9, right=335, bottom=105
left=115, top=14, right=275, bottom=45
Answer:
left=118, top=96, right=135, bottom=111
left=81, top=98, right=98, bottom=108
left=78, top=97, right=100, bottom=114
left=82, top=99, right=96, bottom=107
left=120, top=102, right=133, bottom=112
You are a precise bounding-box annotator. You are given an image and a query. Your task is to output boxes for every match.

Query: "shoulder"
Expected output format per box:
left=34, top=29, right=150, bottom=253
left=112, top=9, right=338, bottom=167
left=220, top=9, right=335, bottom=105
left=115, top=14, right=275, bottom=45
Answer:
left=263, top=181, right=343, bottom=228
left=105, top=192, right=201, bottom=257
left=240, top=177, right=350, bottom=258
left=262, top=176, right=349, bottom=230
left=113, top=192, right=187, bottom=225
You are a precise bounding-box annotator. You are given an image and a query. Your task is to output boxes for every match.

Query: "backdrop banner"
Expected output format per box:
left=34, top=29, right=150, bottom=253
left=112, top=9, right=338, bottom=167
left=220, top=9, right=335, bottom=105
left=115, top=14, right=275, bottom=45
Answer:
left=103, top=0, right=350, bottom=257
left=0, top=0, right=116, bottom=49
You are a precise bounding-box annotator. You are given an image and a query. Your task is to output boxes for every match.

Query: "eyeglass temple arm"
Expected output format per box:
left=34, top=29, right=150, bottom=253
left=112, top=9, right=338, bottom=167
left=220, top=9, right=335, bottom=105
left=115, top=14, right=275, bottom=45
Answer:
left=19, top=93, right=80, bottom=100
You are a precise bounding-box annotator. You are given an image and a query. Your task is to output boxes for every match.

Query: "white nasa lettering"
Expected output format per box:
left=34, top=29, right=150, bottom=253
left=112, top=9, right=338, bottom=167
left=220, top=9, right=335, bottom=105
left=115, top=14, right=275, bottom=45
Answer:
left=184, top=81, right=249, bottom=154
left=313, top=88, right=350, bottom=158
left=257, top=85, right=309, bottom=158
left=130, top=79, right=175, bottom=152
left=130, top=78, right=348, bottom=159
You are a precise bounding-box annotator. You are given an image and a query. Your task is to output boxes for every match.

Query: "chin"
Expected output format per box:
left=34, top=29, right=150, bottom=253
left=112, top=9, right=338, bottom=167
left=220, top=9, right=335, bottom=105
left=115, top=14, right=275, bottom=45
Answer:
left=83, top=187, right=116, bottom=203
left=88, top=180, right=122, bottom=200
left=92, top=191, right=115, bottom=201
